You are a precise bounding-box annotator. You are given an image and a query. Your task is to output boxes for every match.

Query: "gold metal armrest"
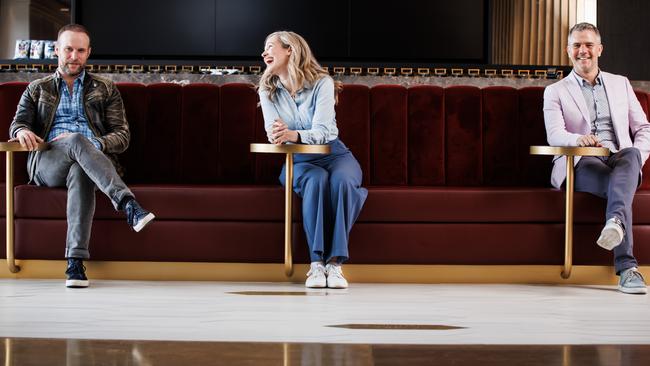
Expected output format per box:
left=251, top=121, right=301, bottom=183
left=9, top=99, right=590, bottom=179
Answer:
left=530, top=145, right=610, bottom=279
left=250, top=143, right=331, bottom=277
left=1, top=141, right=48, bottom=273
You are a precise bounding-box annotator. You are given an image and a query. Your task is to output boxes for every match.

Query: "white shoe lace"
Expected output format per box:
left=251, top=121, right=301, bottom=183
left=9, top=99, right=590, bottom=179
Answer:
left=306, top=263, right=326, bottom=279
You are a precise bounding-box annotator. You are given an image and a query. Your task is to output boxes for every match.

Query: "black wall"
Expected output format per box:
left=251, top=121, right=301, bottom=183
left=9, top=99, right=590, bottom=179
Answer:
left=74, top=0, right=487, bottom=63
left=598, top=0, right=650, bottom=80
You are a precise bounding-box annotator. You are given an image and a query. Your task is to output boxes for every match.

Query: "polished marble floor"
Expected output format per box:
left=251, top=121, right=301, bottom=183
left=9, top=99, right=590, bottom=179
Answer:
left=2, top=338, right=650, bottom=366
left=1, top=280, right=649, bottom=345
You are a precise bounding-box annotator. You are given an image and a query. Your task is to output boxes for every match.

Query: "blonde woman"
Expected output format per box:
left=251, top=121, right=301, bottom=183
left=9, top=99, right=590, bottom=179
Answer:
left=258, top=31, right=367, bottom=289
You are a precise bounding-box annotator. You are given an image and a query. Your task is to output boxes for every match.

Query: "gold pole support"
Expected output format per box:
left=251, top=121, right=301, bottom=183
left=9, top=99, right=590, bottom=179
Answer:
left=285, top=153, right=293, bottom=276
left=0, top=141, right=48, bottom=273
left=530, top=145, right=610, bottom=279
left=250, top=143, right=331, bottom=277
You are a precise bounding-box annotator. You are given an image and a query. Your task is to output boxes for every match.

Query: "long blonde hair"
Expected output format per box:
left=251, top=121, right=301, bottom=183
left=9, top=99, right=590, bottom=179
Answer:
left=258, top=31, right=341, bottom=103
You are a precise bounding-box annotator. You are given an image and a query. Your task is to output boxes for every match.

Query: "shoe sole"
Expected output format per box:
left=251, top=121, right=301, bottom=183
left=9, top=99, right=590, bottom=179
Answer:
left=66, top=279, right=89, bottom=288
left=305, top=281, right=327, bottom=288
left=597, top=228, right=622, bottom=251
left=618, top=285, right=647, bottom=294
left=133, top=213, right=155, bottom=232
left=327, top=280, right=349, bottom=289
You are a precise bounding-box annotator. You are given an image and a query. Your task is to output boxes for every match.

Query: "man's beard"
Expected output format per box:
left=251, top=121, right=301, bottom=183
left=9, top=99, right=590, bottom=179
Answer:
left=61, top=62, right=84, bottom=76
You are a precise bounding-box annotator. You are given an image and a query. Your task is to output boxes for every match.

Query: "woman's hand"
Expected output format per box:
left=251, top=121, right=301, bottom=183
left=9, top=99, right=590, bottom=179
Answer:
left=271, top=119, right=300, bottom=144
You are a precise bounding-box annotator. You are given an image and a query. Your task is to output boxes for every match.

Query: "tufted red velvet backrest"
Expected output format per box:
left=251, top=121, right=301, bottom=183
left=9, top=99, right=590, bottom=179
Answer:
left=1, top=81, right=650, bottom=189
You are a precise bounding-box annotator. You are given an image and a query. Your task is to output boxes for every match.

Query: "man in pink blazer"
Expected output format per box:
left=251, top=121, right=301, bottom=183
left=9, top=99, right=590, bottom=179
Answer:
left=544, top=22, right=650, bottom=294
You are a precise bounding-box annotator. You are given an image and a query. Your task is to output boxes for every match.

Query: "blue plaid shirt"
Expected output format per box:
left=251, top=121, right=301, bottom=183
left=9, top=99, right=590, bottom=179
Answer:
left=47, top=71, right=101, bottom=150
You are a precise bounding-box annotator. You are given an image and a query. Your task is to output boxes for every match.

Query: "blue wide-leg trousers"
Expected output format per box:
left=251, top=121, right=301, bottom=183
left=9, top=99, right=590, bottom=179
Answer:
left=280, top=139, right=368, bottom=263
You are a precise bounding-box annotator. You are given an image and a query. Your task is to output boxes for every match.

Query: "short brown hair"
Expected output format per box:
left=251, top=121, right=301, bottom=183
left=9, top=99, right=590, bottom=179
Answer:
left=57, top=24, right=91, bottom=43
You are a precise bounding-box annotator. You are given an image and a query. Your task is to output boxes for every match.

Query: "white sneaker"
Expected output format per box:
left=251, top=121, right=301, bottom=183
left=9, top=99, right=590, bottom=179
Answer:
left=597, top=217, right=625, bottom=251
left=326, top=263, right=348, bottom=289
left=305, top=262, right=327, bottom=288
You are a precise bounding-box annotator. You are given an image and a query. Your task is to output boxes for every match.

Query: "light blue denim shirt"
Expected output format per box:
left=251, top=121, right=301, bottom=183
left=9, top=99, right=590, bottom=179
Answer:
left=48, top=70, right=102, bottom=150
left=258, top=76, right=339, bottom=144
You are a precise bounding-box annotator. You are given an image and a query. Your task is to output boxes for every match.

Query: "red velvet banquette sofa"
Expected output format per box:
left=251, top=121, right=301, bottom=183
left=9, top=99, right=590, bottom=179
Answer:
left=1, top=82, right=650, bottom=267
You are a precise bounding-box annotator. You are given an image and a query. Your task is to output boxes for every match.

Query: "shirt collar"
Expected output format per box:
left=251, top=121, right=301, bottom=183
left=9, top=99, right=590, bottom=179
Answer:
left=573, top=69, right=603, bottom=87
left=55, top=69, right=86, bottom=85
left=274, top=78, right=314, bottom=94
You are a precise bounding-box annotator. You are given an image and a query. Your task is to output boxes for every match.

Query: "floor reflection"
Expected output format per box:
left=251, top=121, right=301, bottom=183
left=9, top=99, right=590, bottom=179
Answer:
left=2, top=338, right=649, bottom=366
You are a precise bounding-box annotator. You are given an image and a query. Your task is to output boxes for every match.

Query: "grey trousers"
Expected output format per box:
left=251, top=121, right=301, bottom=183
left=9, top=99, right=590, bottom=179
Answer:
left=574, top=147, right=641, bottom=274
left=33, top=133, right=133, bottom=259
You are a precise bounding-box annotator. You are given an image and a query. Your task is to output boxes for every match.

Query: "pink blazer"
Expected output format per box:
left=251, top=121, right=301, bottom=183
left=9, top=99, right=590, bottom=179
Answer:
left=543, top=70, right=650, bottom=188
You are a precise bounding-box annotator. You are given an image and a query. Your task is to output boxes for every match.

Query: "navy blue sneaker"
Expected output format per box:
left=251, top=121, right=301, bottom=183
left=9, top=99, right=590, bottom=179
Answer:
left=65, top=258, right=89, bottom=288
left=125, top=199, right=155, bottom=232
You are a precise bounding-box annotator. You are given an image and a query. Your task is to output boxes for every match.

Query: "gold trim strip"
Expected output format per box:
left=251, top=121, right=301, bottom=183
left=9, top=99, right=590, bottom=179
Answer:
left=1, top=261, right=645, bottom=285
left=199, top=65, right=211, bottom=73
left=434, top=68, right=447, bottom=76
left=333, top=67, right=345, bottom=75
left=181, top=65, right=194, bottom=73
left=148, top=65, right=161, bottom=72
left=48, top=64, right=57, bottom=71
left=535, top=70, right=547, bottom=77
left=468, top=68, right=480, bottom=76
left=518, top=70, right=530, bottom=77
left=233, top=66, right=245, bottom=73
left=484, top=69, right=497, bottom=76
left=0, top=64, right=10, bottom=70
left=164, top=65, right=177, bottom=73
left=417, top=68, right=430, bottom=76
left=130, top=65, right=144, bottom=73
left=114, top=65, right=127, bottom=72
left=350, top=67, right=362, bottom=75
left=400, top=68, right=413, bottom=76
left=249, top=66, right=261, bottom=74
left=367, top=67, right=379, bottom=75
left=97, top=65, right=111, bottom=72
left=451, top=68, right=463, bottom=76
left=501, top=69, right=514, bottom=76
left=383, top=67, right=396, bottom=76
left=15, top=64, right=27, bottom=71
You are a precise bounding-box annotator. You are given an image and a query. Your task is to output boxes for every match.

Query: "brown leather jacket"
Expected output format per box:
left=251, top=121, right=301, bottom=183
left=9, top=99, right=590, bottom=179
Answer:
left=9, top=72, right=130, bottom=179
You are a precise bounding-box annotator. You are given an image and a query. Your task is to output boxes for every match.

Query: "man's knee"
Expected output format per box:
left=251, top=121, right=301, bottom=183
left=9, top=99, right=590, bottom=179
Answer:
left=64, top=133, right=93, bottom=149
left=618, top=147, right=641, bottom=161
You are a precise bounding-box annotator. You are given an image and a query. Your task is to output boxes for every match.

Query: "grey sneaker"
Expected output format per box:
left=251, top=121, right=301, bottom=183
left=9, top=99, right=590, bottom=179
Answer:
left=597, top=217, right=624, bottom=250
left=618, top=268, right=647, bottom=294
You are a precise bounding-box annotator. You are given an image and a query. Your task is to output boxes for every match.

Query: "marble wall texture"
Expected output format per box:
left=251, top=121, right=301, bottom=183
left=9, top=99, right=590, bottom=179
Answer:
left=1, top=72, right=650, bottom=92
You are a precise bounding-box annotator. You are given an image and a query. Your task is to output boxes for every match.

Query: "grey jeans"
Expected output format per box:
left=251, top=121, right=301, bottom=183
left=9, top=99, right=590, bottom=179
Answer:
left=33, top=133, right=133, bottom=259
left=574, top=147, right=641, bottom=274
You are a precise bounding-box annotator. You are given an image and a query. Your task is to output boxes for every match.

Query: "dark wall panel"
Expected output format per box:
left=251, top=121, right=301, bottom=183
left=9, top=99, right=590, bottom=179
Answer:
left=79, top=0, right=216, bottom=57
left=598, top=0, right=650, bottom=80
left=214, top=0, right=349, bottom=59
left=350, top=0, right=485, bottom=62
left=76, top=0, right=488, bottom=63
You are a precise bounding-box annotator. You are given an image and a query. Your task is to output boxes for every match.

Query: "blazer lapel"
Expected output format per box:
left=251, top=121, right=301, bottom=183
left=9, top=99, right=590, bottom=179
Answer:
left=601, top=72, right=621, bottom=129
left=564, top=71, right=591, bottom=126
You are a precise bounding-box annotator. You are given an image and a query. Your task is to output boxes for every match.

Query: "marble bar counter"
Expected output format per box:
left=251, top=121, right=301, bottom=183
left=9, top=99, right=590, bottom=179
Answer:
left=2, top=72, right=650, bottom=92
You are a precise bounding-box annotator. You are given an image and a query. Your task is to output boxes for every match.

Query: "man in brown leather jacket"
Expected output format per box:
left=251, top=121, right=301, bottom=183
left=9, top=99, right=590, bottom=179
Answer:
left=9, top=24, right=155, bottom=288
